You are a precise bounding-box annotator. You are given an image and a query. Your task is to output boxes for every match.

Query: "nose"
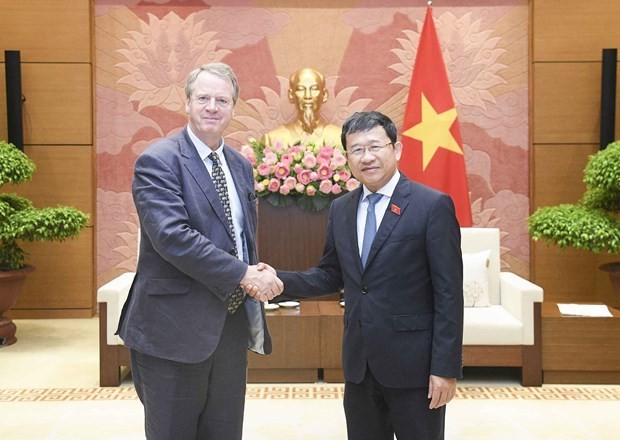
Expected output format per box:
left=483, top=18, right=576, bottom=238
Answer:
left=205, top=97, right=218, bottom=111
left=360, top=149, right=375, bottom=161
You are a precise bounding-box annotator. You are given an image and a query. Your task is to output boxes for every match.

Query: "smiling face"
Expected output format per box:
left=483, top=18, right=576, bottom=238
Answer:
left=185, top=71, right=235, bottom=149
left=345, top=125, right=402, bottom=193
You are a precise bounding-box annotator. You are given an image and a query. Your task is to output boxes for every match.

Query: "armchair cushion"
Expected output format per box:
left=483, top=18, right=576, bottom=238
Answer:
left=462, top=250, right=492, bottom=307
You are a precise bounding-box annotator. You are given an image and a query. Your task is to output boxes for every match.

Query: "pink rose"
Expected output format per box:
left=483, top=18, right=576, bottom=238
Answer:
left=306, top=185, right=317, bottom=196
left=317, top=152, right=331, bottom=166
left=319, top=145, right=335, bottom=157
left=346, top=178, right=360, bottom=191
left=302, top=152, right=317, bottom=168
left=331, top=152, right=347, bottom=168
left=284, top=176, right=297, bottom=189
left=310, top=172, right=319, bottom=181
left=280, top=153, right=294, bottom=165
left=274, top=162, right=291, bottom=179
left=257, top=163, right=271, bottom=177
left=267, top=178, right=280, bottom=192
left=295, top=183, right=305, bottom=193
left=294, top=164, right=304, bottom=174
left=240, top=145, right=256, bottom=162
left=263, top=152, right=278, bottom=165
left=338, top=170, right=351, bottom=182
left=271, top=141, right=285, bottom=154
left=319, top=180, right=333, bottom=194
left=317, top=164, right=334, bottom=180
left=297, top=170, right=312, bottom=185
left=331, top=184, right=342, bottom=195
left=279, top=185, right=290, bottom=195
left=255, top=181, right=265, bottom=192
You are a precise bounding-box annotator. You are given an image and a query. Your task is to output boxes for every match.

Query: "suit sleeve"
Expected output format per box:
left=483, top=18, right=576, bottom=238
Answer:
left=276, top=204, right=343, bottom=299
left=426, top=194, right=464, bottom=379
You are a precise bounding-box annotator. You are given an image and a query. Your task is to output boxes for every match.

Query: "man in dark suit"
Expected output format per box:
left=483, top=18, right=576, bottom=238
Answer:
left=117, top=62, right=282, bottom=440
left=268, top=111, right=463, bottom=439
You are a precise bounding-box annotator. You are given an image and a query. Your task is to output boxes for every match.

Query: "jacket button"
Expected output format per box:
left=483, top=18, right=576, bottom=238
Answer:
left=361, top=287, right=368, bottom=294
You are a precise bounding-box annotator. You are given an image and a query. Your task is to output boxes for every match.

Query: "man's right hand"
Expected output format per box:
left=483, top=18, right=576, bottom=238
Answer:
left=241, top=265, right=283, bottom=302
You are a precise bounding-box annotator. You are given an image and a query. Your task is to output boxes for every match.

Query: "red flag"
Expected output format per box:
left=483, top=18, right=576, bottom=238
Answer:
left=399, top=7, right=473, bottom=227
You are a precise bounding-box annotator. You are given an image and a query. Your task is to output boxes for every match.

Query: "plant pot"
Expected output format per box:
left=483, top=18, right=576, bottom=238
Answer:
left=600, top=262, right=620, bottom=310
left=0, top=265, right=35, bottom=347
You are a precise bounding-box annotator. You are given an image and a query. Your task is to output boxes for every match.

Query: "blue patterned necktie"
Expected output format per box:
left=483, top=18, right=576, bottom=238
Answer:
left=360, top=193, right=382, bottom=268
left=209, top=152, right=245, bottom=313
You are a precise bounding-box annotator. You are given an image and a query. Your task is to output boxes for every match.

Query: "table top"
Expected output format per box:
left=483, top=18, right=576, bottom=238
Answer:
left=542, top=301, right=620, bottom=318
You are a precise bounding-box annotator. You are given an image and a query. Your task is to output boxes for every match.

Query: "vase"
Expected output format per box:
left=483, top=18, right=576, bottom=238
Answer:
left=257, top=199, right=340, bottom=300
left=257, top=199, right=329, bottom=271
left=0, top=265, right=35, bottom=347
left=600, top=262, right=620, bottom=310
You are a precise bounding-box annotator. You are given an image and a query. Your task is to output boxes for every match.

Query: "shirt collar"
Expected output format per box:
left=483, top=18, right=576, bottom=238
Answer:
left=362, top=171, right=400, bottom=201
left=187, top=125, right=224, bottom=161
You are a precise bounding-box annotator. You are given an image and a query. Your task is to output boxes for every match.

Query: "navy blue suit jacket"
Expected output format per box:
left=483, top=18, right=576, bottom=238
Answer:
left=278, top=175, right=463, bottom=388
left=118, top=127, right=271, bottom=363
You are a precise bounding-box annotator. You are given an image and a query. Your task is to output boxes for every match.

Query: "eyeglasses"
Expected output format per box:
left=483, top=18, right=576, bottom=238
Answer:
left=192, top=95, right=232, bottom=108
left=347, top=142, right=393, bottom=157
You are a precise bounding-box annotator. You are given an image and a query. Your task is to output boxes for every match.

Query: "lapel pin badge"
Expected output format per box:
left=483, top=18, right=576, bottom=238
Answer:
left=391, top=204, right=401, bottom=215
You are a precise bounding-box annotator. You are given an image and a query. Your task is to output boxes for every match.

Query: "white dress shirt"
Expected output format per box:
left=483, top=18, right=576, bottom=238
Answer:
left=187, top=126, right=245, bottom=261
left=357, top=171, right=401, bottom=258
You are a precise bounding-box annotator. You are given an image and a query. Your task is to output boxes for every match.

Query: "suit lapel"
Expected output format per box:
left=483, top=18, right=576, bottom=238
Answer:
left=341, top=189, right=364, bottom=274
left=180, top=129, right=232, bottom=239
left=224, top=145, right=256, bottom=252
left=364, top=176, right=411, bottom=271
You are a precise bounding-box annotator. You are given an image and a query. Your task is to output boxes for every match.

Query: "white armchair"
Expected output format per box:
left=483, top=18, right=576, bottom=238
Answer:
left=460, top=227, right=544, bottom=386
left=97, top=272, right=134, bottom=386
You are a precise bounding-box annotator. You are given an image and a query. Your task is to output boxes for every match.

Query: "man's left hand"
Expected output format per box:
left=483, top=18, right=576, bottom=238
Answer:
left=427, top=375, right=457, bottom=409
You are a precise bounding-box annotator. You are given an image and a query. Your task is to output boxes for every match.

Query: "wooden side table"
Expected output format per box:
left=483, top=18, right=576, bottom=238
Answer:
left=247, top=301, right=321, bottom=382
left=542, top=302, right=620, bottom=384
left=318, top=301, right=345, bottom=382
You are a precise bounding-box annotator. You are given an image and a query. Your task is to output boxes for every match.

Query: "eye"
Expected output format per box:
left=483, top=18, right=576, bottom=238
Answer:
left=350, top=147, right=363, bottom=156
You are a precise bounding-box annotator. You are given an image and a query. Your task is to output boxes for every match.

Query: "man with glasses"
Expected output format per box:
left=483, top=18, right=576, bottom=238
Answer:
left=117, top=62, right=282, bottom=440
left=261, top=111, right=463, bottom=439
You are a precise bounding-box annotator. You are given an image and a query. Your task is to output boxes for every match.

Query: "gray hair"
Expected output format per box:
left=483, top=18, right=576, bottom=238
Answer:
left=184, top=62, right=240, bottom=104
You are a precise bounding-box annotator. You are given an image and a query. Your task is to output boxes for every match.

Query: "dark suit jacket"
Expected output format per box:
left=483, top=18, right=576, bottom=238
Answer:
left=278, top=174, right=463, bottom=388
left=118, top=127, right=271, bottom=363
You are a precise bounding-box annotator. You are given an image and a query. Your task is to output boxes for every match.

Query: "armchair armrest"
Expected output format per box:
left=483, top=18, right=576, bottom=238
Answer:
left=500, top=272, right=544, bottom=344
left=97, top=272, right=135, bottom=345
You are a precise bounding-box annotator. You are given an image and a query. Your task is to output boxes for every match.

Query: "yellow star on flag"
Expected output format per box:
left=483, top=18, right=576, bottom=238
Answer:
left=403, top=93, right=462, bottom=170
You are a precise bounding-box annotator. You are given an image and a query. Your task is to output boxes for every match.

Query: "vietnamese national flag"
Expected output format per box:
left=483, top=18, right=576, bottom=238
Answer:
left=400, top=7, right=473, bottom=227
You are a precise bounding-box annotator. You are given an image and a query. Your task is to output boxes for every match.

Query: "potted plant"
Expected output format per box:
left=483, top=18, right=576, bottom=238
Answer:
left=0, top=140, right=89, bottom=346
left=528, top=140, right=620, bottom=305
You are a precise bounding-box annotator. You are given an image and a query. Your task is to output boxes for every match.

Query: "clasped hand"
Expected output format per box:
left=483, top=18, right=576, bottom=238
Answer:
left=241, top=263, right=282, bottom=303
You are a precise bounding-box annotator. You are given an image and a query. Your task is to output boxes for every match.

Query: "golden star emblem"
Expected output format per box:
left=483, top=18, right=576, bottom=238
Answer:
left=403, top=93, right=462, bottom=170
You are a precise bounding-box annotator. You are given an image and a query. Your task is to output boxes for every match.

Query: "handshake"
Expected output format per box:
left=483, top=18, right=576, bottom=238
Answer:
left=240, top=262, right=282, bottom=303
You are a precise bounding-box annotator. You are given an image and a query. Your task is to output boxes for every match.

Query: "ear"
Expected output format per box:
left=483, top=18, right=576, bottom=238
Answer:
left=394, top=141, right=403, bottom=160
left=288, top=89, right=295, bottom=103
left=322, top=89, right=329, bottom=103
left=184, top=98, right=191, bottom=115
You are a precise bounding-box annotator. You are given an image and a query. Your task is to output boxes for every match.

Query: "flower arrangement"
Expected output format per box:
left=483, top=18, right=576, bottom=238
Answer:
left=240, top=140, right=360, bottom=212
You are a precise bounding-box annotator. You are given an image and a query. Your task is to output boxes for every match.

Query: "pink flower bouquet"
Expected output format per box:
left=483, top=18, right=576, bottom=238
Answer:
left=240, top=140, right=360, bottom=212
